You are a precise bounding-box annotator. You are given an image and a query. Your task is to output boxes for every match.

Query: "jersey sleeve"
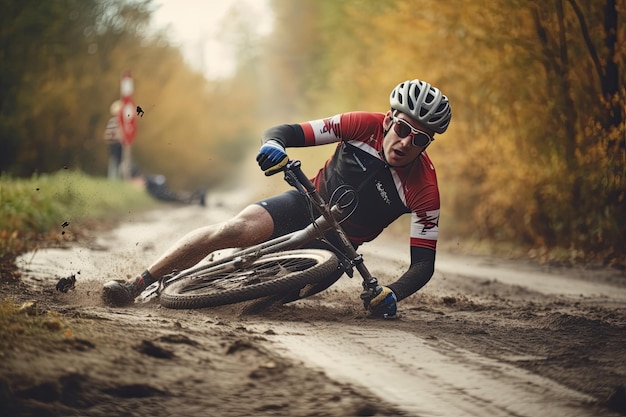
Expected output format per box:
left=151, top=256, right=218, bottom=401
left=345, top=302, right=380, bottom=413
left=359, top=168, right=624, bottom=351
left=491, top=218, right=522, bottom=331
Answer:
left=262, top=115, right=345, bottom=148
left=300, top=114, right=343, bottom=146
left=300, top=112, right=385, bottom=146
left=405, top=154, right=440, bottom=251
left=410, top=208, right=439, bottom=250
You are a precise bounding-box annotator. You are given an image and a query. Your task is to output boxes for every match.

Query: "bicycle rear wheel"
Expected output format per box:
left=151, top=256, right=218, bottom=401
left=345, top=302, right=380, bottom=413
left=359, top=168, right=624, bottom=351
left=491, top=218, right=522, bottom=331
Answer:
left=159, top=249, right=339, bottom=309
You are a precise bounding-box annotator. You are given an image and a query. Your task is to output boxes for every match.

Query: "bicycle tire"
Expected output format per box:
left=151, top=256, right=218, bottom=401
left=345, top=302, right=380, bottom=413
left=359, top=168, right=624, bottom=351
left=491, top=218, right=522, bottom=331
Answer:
left=159, top=249, right=339, bottom=309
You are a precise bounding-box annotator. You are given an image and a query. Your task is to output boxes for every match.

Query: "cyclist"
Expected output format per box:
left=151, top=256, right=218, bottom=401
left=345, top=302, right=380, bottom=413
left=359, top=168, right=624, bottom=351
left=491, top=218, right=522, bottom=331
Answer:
left=103, top=78, right=452, bottom=318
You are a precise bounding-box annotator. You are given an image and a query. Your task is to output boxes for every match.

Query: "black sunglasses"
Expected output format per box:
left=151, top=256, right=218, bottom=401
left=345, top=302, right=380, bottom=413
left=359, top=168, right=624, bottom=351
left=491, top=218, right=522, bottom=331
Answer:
left=391, top=117, right=433, bottom=148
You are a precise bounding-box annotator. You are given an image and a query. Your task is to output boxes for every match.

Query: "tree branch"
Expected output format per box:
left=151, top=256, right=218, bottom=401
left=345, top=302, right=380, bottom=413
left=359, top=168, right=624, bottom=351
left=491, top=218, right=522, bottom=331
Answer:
left=565, top=0, right=604, bottom=84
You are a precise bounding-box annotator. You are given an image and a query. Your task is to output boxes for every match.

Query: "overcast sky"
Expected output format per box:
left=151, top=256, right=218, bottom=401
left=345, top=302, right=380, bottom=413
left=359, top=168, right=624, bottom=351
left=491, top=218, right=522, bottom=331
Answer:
left=150, top=0, right=273, bottom=79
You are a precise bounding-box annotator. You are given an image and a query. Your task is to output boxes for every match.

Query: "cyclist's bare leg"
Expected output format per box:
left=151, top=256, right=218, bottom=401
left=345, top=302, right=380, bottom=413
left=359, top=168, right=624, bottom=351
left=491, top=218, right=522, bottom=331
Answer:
left=146, top=204, right=274, bottom=280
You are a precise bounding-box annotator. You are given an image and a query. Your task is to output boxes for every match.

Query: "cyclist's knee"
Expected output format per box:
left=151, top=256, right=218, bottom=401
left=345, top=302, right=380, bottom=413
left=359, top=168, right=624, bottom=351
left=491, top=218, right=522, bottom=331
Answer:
left=217, top=205, right=273, bottom=244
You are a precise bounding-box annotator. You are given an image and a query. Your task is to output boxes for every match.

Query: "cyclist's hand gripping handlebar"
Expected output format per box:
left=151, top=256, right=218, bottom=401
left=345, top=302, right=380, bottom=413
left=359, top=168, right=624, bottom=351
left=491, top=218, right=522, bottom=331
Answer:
left=256, top=140, right=289, bottom=176
left=360, top=278, right=397, bottom=318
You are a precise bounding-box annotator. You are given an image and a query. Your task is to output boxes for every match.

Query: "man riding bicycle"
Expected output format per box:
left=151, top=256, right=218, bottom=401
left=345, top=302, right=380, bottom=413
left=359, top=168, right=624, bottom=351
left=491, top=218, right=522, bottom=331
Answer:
left=103, top=78, right=452, bottom=318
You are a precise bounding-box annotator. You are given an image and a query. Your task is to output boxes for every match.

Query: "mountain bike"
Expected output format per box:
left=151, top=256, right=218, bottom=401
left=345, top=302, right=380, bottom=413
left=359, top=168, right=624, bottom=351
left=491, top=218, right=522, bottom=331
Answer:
left=151, top=159, right=380, bottom=310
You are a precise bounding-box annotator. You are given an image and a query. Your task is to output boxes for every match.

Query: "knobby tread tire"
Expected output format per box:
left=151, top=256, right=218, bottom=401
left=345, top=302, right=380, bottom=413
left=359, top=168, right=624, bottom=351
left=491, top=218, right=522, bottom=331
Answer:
left=159, top=249, right=339, bottom=309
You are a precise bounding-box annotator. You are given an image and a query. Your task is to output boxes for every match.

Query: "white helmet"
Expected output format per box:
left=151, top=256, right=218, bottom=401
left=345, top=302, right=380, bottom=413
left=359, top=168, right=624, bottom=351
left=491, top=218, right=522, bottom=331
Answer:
left=389, top=79, right=452, bottom=134
left=110, top=100, right=122, bottom=116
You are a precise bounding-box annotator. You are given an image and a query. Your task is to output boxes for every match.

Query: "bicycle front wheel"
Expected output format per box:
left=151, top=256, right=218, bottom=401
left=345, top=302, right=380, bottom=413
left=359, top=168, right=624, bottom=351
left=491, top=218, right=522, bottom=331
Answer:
left=159, top=249, right=339, bottom=309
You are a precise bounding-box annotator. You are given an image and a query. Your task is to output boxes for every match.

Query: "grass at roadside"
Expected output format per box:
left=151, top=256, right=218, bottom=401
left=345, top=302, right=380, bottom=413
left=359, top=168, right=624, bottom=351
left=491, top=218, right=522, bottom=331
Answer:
left=0, top=171, right=132, bottom=364
left=0, top=170, right=156, bottom=278
left=0, top=299, right=70, bottom=351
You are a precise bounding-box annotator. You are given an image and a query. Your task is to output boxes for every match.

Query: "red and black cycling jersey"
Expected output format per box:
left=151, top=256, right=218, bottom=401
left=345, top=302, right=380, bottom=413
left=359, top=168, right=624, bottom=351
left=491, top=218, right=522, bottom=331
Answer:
left=262, top=111, right=439, bottom=301
left=265, top=111, right=440, bottom=251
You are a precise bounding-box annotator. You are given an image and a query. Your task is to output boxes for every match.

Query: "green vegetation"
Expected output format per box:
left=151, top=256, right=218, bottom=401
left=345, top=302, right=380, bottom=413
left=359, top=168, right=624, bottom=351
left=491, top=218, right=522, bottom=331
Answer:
left=0, top=299, right=69, bottom=351
left=0, top=170, right=154, bottom=266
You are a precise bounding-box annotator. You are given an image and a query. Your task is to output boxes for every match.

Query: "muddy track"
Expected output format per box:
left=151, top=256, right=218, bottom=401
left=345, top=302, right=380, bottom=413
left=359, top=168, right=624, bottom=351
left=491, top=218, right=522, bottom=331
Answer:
left=4, top=203, right=626, bottom=416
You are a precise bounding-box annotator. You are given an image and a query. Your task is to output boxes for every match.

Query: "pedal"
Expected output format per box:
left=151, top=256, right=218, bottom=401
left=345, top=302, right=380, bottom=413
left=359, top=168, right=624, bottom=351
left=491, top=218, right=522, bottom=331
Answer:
left=137, top=281, right=161, bottom=304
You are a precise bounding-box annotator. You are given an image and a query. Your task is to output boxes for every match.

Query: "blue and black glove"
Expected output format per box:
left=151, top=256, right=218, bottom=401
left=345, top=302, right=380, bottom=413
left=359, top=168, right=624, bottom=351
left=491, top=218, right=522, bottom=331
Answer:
left=360, top=284, right=397, bottom=318
left=256, top=139, right=289, bottom=176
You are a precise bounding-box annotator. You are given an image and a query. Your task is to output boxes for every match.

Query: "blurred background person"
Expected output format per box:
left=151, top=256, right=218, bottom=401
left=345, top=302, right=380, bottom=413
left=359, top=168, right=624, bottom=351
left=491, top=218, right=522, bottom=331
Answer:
left=144, top=173, right=206, bottom=206
left=103, top=100, right=123, bottom=180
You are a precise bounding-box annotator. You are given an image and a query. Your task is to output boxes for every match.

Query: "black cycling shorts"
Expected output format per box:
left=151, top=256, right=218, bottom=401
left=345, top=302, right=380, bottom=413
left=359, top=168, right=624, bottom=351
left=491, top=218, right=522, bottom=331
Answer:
left=254, top=190, right=315, bottom=239
left=254, top=189, right=359, bottom=252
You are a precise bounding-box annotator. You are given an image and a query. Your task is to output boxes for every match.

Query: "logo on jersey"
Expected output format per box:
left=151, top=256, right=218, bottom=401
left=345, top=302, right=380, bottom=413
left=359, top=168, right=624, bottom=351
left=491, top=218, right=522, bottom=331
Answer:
left=375, top=180, right=391, bottom=205
left=410, top=209, right=440, bottom=242
left=321, top=117, right=341, bottom=138
left=420, top=214, right=438, bottom=233
left=417, top=211, right=439, bottom=235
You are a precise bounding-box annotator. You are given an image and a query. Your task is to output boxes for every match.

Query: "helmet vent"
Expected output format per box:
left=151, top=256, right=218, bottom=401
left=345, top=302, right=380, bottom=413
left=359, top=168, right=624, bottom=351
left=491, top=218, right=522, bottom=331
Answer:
left=389, top=79, right=452, bottom=134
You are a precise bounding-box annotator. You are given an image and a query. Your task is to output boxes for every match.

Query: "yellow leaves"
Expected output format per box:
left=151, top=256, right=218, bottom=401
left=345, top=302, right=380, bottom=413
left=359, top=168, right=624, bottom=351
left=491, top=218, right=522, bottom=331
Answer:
left=0, top=298, right=74, bottom=347
left=0, top=229, right=25, bottom=259
left=17, top=301, right=38, bottom=316
left=0, top=230, right=19, bottom=240
left=42, top=317, right=63, bottom=331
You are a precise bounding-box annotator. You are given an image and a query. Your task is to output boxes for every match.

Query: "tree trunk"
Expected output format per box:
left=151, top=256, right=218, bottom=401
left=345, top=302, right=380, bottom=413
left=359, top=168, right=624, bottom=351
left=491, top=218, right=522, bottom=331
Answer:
left=602, top=0, right=620, bottom=131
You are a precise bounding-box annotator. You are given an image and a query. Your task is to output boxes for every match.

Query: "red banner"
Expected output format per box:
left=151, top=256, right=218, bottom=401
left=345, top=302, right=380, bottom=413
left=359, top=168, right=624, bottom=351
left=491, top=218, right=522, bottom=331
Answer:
left=119, top=71, right=136, bottom=145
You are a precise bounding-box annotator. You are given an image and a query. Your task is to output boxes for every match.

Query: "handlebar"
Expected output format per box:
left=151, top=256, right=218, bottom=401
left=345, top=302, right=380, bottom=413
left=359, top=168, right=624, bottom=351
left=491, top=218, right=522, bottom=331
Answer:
left=282, top=160, right=317, bottom=194
left=277, top=160, right=380, bottom=294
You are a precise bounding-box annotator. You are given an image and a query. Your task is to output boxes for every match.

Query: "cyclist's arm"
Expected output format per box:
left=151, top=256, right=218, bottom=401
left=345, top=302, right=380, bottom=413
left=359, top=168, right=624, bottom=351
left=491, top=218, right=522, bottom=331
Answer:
left=263, top=113, right=369, bottom=148
left=262, top=124, right=307, bottom=148
left=387, top=246, right=435, bottom=301
left=391, top=177, right=439, bottom=301
left=387, top=204, right=438, bottom=301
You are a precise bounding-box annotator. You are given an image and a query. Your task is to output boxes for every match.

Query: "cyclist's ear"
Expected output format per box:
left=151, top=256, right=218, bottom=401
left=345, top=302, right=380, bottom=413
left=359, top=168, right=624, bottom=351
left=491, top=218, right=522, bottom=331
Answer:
left=383, top=110, right=393, bottom=130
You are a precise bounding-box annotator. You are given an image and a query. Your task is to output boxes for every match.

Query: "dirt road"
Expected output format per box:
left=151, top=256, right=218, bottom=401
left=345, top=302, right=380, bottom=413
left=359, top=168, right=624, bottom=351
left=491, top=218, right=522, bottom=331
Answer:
left=3, top=202, right=626, bottom=416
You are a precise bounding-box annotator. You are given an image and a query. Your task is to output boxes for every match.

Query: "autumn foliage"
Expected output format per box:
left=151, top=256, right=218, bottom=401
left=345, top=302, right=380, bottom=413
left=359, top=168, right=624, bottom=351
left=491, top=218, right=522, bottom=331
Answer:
left=1, top=0, right=624, bottom=263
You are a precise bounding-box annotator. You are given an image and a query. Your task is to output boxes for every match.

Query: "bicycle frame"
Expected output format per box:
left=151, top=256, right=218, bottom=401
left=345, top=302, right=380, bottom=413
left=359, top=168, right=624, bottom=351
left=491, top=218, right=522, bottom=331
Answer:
left=161, top=160, right=379, bottom=293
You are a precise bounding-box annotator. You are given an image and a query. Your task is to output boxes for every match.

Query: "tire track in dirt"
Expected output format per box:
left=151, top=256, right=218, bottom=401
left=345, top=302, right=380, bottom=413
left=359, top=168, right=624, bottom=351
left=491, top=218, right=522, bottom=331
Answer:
left=250, top=322, right=608, bottom=417
left=362, top=241, right=626, bottom=302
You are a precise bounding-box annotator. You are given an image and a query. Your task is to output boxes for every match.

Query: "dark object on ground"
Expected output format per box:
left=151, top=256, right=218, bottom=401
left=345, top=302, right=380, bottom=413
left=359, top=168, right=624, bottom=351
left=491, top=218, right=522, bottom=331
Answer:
left=606, top=385, right=626, bottom=414
left=144, top=175, right=206, bottom=207
left=55, top=275, right=76, bottom=293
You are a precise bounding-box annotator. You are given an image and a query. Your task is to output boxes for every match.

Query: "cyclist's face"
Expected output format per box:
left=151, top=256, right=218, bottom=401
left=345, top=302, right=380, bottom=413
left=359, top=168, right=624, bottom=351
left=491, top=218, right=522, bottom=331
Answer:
left=382, top=112, right=433, bottom=167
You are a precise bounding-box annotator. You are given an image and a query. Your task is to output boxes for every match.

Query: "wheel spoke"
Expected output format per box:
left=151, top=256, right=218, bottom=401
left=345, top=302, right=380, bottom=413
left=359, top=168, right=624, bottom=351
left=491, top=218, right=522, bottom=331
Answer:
left=179, top=257, right=318, bottom=294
